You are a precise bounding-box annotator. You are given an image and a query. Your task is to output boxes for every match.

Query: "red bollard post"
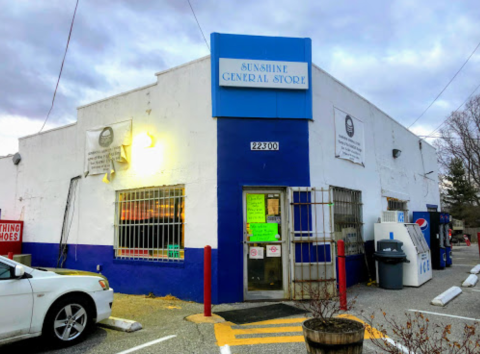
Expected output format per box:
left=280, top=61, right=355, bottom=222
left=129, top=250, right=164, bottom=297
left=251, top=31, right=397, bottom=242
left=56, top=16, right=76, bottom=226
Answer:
left=477, top=233, right=480, bottom=258
left=7, top=252, right=13, bottom=260
left=204, top=246, right=212, bottom=317
left=337, top=240, right=347, bottom=311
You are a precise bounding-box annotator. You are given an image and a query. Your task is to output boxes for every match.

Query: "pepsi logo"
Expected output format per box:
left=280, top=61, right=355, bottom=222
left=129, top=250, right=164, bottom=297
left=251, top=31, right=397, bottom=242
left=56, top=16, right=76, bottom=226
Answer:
left=416, top=218, right=428, bottom=231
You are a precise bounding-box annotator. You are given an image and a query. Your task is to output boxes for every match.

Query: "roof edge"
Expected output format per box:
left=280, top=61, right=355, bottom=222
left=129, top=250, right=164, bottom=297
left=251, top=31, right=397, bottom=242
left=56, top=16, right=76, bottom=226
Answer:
left=77, top=82, right=157, bottom=110
left=155, top=55, right=210, bottom=77
left=19, top=122, right=77, bottom=141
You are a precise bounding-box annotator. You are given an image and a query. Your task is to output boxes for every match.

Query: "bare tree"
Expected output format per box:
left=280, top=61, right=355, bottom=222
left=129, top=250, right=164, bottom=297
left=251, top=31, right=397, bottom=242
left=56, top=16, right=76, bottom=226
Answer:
left=366, top=311, right=480, bottom=354
left=435, top=94, right=480, bottom=207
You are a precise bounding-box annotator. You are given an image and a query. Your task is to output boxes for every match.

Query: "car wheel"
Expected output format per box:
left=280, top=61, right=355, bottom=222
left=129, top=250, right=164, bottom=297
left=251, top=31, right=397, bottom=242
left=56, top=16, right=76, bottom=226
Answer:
left=44, top=295, right=94, bottom=347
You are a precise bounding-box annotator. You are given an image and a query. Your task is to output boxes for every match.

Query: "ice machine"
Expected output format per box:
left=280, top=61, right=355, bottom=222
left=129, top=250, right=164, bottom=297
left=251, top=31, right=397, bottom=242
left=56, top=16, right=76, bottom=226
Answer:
left=374, top=219, right=432, bottom=287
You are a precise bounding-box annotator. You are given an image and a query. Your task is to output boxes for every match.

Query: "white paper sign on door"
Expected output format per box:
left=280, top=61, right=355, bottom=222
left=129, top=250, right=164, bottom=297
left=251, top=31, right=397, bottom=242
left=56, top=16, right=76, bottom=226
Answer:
left=266, top=245, right=281, bottom=257
left=249, top=247, right=264, bottom=259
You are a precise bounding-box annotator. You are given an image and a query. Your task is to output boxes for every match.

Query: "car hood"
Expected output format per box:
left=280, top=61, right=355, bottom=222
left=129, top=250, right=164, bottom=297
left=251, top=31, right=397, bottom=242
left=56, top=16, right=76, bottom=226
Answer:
left=33, top=267, right=109, bottom=286
left=42, top=268, right=108, bottom=280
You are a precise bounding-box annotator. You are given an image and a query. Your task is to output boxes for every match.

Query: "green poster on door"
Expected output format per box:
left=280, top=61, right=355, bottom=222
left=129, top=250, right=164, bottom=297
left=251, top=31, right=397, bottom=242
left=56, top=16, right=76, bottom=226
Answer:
left=250, top=223, right=278, bottom=242
left=247, top=194, right=265, bottom=223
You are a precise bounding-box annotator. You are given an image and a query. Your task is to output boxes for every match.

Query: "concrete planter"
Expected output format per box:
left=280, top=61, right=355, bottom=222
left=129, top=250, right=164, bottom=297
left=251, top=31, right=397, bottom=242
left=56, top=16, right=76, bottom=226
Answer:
left=303, top=318, right=365, bottom=354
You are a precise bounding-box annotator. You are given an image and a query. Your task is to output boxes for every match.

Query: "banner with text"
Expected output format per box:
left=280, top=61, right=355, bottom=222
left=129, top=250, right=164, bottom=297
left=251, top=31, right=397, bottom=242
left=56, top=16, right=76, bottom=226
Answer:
left=85, top=120, right=132, bottom=176
left=334, top=108, right=365, bottom=166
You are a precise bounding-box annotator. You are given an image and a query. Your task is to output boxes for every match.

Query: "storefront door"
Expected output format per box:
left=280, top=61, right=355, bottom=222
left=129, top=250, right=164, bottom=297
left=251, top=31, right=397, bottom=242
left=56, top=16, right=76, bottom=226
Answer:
left=243, top=189, right=288, bottom=300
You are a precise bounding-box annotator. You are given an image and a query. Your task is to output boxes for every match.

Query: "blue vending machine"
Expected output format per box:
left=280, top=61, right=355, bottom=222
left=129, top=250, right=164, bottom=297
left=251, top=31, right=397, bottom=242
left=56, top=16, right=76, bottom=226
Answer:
left=442, top=213, right=452, bottom=267
left=413, top=211, right=446, bottom=270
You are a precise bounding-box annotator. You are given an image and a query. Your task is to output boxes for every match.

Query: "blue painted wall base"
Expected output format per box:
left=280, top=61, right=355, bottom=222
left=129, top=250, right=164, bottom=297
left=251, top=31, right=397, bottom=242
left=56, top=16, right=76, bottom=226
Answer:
left=22, top=242, right=217, bottom=304
left=335, top=242, right=373, bottom=288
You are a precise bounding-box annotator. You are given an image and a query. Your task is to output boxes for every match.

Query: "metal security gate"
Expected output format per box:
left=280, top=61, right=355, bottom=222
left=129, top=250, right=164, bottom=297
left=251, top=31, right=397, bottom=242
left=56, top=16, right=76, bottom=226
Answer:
left=331, top=187, right=364, bottom=256
left=289, top=187, right=336, bottom=300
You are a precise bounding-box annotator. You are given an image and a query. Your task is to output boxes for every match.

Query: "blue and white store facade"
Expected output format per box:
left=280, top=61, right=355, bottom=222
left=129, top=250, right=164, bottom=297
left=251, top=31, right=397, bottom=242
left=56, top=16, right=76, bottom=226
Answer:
left=0, top=33, right=440, bottom=304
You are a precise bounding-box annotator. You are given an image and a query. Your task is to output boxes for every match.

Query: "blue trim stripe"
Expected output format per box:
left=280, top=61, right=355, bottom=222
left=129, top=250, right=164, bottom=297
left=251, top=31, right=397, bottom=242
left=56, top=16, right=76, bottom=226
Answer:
left=22, top=242, right=217, bottom=303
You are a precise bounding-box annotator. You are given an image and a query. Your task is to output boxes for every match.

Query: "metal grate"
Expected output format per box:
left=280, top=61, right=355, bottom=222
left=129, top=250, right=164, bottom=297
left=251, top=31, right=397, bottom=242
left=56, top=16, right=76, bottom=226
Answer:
left=290, top=187, right=336, bottom=300
left=114, top=186, right=185, bottom=262
left=331, top=186, right=364, bottom=256
left=387, top=198, right=409, bottom=222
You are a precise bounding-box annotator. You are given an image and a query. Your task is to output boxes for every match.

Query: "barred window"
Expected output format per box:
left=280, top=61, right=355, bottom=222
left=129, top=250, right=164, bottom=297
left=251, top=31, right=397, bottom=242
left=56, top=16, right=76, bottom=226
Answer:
left=114, top=186, right=185, bottom=261
left=387, top=198, right=409, bottom=222
left=332, top=187, right=364, bottom=256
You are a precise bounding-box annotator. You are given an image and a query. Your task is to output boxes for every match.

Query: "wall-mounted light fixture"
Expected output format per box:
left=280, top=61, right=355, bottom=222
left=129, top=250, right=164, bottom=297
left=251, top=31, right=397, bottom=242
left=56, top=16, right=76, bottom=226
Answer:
left=392, top=149, right=402, bottom=159
left=12, top=153, right=21, bottom=165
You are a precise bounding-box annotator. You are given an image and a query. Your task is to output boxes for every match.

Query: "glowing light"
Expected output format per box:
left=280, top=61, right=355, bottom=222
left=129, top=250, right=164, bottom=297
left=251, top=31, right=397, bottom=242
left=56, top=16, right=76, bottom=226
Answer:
left=131, top=139, right=165, bottom=176
left=133, top=132, right=154, bottom=149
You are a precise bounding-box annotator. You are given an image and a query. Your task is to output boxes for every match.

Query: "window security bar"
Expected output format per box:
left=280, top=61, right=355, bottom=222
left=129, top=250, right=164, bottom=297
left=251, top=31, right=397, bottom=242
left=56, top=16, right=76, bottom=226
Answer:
left=114, top=185, right=185, bottom=262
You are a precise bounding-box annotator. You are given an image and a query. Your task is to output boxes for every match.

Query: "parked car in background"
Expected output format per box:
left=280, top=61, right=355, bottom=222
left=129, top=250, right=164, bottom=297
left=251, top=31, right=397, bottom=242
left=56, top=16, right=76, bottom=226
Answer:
left=0, top=256, right=113, bottom=347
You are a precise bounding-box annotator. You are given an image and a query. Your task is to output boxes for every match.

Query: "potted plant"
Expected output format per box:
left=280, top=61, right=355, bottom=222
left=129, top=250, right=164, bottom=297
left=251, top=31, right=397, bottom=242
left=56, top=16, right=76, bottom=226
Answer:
left=296, top=285, right=364, bottom=354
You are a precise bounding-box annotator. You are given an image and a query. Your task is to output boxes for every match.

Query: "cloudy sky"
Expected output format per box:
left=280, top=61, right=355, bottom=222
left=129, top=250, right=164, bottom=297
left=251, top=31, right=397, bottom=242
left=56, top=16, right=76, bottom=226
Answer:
left=1, top=0, right=480, bottom=155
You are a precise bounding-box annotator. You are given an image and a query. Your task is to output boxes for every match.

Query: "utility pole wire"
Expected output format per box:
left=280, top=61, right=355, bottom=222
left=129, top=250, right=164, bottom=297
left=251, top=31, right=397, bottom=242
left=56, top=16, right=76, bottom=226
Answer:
left=39, top=0, right=79, bottom=133
left=187, top=0, right=210, bottom=51
left=408, top=39, right=480, bottom=129
left=423, top=82, right=480, bottom=139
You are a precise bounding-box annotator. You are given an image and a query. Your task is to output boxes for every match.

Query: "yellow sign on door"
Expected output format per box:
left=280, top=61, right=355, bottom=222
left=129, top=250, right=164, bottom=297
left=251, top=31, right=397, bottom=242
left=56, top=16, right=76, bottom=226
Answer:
left=247, top=194, right=266, bottom=223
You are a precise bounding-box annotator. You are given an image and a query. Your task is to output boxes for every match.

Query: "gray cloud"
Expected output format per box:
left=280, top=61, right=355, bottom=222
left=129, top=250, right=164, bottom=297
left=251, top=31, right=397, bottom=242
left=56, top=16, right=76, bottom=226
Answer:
left=1, top=0, right=480, bottom=155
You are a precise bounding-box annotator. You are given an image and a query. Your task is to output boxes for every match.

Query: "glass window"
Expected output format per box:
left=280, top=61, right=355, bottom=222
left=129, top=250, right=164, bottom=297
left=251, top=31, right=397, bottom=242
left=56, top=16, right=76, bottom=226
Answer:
left=0, top=262, right=12, bottom=280
left=114, top=186, right=185, bottom=262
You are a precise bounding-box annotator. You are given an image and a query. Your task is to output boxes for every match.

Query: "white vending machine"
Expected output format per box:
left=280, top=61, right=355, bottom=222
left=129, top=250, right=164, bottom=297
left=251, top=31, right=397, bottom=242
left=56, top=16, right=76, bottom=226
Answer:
left=374, top=213, right=432, bottom=287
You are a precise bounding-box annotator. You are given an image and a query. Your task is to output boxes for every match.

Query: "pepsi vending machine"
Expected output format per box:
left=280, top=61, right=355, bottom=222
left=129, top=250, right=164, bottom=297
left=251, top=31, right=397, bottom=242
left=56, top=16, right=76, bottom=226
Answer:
left=442, top=213, right=452, bottom=267
left=413, top=212, right=446, bottom=270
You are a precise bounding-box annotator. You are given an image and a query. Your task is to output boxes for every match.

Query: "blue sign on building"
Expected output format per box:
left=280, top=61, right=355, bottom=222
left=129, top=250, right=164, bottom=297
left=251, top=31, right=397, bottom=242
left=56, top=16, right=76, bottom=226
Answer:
left=211, top=33, right=313, bottom=119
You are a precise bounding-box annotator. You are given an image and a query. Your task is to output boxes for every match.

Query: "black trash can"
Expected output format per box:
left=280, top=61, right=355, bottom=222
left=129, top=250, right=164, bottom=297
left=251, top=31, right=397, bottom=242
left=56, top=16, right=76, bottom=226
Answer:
left=374, top=239, right=409, bottom=290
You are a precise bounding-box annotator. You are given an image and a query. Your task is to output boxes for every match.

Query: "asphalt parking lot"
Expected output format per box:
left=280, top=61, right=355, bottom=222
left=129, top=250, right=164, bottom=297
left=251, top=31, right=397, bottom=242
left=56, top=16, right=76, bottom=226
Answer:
left=2, top=244, right=479, bottom=354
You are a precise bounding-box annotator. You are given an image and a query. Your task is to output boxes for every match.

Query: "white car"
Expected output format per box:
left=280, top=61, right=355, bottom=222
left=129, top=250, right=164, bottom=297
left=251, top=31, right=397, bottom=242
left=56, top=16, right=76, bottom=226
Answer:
left=0, top=256, right=113, bottom=347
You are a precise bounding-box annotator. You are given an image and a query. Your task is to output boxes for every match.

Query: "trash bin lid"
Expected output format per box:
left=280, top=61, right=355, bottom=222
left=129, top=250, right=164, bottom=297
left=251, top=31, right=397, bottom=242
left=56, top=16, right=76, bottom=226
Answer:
left=377, top=239, right=404, bottom=252
left=374, top=250, right=407, bottom=259
left=375, top=239, right=406, bottom=259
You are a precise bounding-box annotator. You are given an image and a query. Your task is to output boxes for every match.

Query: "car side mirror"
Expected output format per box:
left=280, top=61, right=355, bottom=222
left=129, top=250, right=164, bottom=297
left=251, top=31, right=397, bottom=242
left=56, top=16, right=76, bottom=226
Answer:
left=14, top=265, right=25, bottom=278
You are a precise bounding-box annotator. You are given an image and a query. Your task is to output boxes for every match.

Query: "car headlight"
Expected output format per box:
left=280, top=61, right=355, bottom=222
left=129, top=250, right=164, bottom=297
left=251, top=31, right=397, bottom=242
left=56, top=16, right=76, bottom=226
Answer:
left=99, top=280, right=109, bottom=290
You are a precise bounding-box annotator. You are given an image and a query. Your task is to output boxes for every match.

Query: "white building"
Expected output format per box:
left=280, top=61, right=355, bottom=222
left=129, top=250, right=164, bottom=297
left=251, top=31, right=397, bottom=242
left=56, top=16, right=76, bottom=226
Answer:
left=0, top=33, right=439, bottom=303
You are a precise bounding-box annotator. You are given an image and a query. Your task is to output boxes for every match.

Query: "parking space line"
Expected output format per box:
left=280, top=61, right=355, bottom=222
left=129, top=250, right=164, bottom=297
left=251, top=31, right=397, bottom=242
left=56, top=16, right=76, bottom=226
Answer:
left=116, top=335, right=176, bottom=354
left=214, top=314, right=384, bottom=347
left=240, top=317, right=308, bottom=326
left=234, top=325, right=305, bottom=335
left=409, top=309, right=480, bottom=322
left=470, top=289, right=480, bottom=292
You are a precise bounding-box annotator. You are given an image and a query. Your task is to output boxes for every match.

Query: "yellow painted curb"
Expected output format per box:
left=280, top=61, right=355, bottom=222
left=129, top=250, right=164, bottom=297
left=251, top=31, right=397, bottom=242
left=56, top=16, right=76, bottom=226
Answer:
left=186, top=313, right=226, bottom=324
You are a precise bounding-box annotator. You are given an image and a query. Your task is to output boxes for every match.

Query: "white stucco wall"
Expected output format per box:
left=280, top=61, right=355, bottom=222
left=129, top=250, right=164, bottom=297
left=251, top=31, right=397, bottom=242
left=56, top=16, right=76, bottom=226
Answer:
left=11, top=56, right=217, bottom=249
left=0, top=155, right=19, bottom=220
left=310, top=65, right=440, bottom=241
left=2, top=56, right=440, bottom=248
left=15, top=124, right=79, bottom=244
